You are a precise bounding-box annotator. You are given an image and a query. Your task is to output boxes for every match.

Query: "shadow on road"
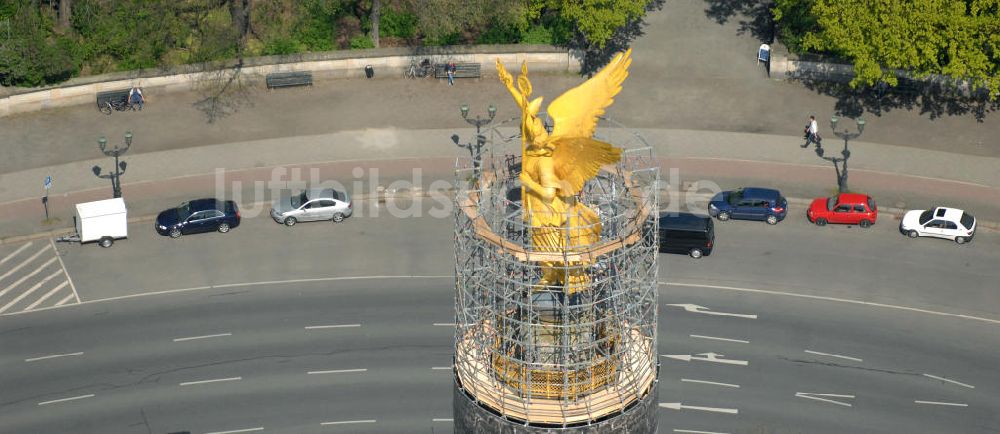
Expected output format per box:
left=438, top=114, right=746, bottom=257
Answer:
left=703, top=0, right=775, bottom=43
left=575, top=0, right=667, bottom=75
left=793, top=70, right=999, bottom=122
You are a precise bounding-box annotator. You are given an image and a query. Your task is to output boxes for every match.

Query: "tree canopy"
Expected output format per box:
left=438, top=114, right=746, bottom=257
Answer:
left=774, top=0, right=1000, bottom=97
left=0, top=0, right=657, bottom=87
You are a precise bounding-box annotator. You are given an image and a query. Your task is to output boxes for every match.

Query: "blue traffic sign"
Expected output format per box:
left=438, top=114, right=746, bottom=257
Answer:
left=44, top=175, right=52, bottom=190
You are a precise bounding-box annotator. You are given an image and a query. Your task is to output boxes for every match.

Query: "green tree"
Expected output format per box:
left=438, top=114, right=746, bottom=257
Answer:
left=530, top=0, right=654, bottom=49
left=780, top=0, right=1000, bottom=98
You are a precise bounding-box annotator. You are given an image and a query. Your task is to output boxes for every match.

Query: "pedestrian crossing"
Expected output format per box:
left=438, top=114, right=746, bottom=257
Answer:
left=0, top=240, right=77, bottom=315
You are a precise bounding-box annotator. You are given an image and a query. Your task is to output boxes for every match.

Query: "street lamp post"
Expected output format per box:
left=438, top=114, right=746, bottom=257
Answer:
left=456, top=103, right=497, bottom=177
left=817, top=116, right=864, bottom=193
left=92, top=131, right=132, bottom=198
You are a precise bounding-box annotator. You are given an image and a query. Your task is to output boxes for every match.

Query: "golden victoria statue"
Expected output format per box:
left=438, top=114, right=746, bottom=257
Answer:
left=496, top=49, right=632, bottom=294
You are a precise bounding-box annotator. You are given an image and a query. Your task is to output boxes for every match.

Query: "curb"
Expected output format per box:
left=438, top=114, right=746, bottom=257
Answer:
left=4, top=190, right=996, bottom=246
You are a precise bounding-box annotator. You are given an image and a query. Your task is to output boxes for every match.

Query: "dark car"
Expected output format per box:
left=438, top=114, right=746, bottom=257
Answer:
left=709, top=187, right=787, bottom=225
left=658, top=212, right=715, bottom=258
left=155, top=198, right=240, bottom=238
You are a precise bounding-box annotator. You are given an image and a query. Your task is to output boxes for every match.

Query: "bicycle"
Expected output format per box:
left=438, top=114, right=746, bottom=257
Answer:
left=100, top=98, right=129, bottom=115
left=403, top=58, right=433, bottom=79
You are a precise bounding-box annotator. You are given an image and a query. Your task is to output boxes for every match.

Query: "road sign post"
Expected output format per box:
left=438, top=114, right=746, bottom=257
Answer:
left=43, top=176, right=52, bottom=220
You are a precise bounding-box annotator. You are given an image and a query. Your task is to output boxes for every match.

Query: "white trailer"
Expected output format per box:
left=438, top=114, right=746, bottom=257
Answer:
left=62, top=198, right=128, bottom=248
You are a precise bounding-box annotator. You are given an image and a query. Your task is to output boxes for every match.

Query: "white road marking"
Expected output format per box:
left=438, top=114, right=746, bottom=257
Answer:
left=666, top=303, right=757, bottom=319
left=662, top=282, right=1000, bottom=325
left=49, top=238, right=79, bottom=303
left=914, top=400, right=968, bottom=407
left=433, top=323, right=456, bottom=326
left=795, top=392, right=855, bottom=407
left=0, top=268, right=63, bottom=313
left=55, top=293, right=75, bottom=306
left=432, top=418, right=454, bottom=422
left=38, top=394, right=94, bottom=406
left=25, top=352, right=83, bottom=362
left=432, top=366, right=452, bottom=370
left=204, top=428, right=263, bottom=434
left=0, top=242, right=32, bottom=265
left=320, top=419, right=376, bottom=425
left=24, top=281, right=70, bottom=311
left=690, top=334, right=749, bottom=344
left=307, top=369, right=367, bottom=375
left=305, top=324, right=361, bottom=329
left=180, top=377, right=242, bottom=386
left=0, top=256, right=58, bottom=300
left=0, top=243, right=49, bottom=283
left=682, top=378, right=740, bottom=388
left=661, top=352, right=748, bottom=366
left=923, top=373, right=975, bottom=389
left=674, top=430, right=730, bottom=434
left=658, top=402, right=738, bottom=414
left=804, top=350, right=863, bottom=363
left=173, top=333, right=232, bottom=342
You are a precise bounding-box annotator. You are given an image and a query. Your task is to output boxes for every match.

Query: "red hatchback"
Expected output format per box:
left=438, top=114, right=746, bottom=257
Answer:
left=807, top=193, right=878, bottom=227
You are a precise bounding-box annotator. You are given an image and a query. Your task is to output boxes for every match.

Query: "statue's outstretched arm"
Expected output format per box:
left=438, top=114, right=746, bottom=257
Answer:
left=496, top=59, right=525, bottom=107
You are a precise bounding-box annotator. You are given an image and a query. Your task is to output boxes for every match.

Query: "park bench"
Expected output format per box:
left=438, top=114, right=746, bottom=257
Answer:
left=435, top=63, right=482, bottom=80
left=96, top=89, right=130, bottom=110
left=265, top=71, right=313, bottom=89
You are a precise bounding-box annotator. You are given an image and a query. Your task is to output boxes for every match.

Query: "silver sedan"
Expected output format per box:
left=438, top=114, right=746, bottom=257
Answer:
left=270, top=188, right=353, bottom=226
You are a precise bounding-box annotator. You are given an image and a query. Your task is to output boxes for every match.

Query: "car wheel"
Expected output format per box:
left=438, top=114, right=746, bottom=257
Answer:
left=717, top=211, right=731, bottom=221
left=955, top=236, right=968, bottom=244
left=859, top=219, right=872, bottom=228
left=332, top=213, right=345, bottom=223
left=99, top=237, right=114, bottom=248
left=689, top=248, right=703, bottom=259
left=815, top=218, right=827, bottom=226
left=169, top=228, right=182, bottom=238
left=284, top=217, right=297, bottom=227
left=218, top=222, right=231, bottom=233
left=766, top=215, right=778, bottom=225
left=907, top=230, right=919, bottom=238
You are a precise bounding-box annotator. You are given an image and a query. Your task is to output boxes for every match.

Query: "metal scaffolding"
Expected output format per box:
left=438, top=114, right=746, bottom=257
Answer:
left=453, top=117, right=659, bottom=429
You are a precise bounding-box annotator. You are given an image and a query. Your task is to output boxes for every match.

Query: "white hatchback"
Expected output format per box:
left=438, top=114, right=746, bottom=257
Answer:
left=900, top=206, right=976, bottom=244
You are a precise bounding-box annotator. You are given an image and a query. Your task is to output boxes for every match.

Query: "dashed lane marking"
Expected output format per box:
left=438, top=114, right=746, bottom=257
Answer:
left=914, top=400, right=968, bottom=407
left=320, top=420, right=376, bottom=426
left=204, top=428, right=263, bottom=434
left=305, top=324, right=361, bottom=329
left=25, top=352, right=83, bottom=362
left=307, top=369, right=367, bottom=375
left=173, top=333, right=232, bottom=342
left=37, top=394, right=94, bottom=406
left=179, top=377, right=242, bottom=386
left=682, top=378, right=740, bottom=388
left=804, top=350, right=863, bottom=363
left=690, top=334, right=749, bottom=344
left=923, top=374, right=974, bottom=389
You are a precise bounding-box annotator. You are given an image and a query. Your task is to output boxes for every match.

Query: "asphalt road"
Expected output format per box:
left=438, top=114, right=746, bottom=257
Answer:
left=1, top=202, right=998, bottom=433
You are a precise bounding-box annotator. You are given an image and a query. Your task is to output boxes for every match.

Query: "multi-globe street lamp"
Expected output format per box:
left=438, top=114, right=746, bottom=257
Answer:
left=816, top=116, right=864, bottom=193
left=453, top=103, right=497, bottom=178
left=92, top=131, right=132, bottom=198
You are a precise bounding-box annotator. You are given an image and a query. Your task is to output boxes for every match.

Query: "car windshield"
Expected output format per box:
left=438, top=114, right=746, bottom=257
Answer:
left=826, top=197, right=837, bottom=211
left=960, top=212, right=975, bottom=229
left=331, top=190, right=345, bottom=201
left=727, top=191, right=743, bottom=206
left=918, top=210, right=933, bottom=225
left=291, top=191, right=308, bottom=208
left=176, top=202, right=192, bottom=220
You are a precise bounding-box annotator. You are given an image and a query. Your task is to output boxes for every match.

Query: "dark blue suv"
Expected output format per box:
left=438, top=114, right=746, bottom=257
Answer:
left=708, top=187, right=787, bottom=225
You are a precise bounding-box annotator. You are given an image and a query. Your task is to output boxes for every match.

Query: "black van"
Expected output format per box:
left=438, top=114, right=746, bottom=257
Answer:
left=658, top=212, right=715, bottom=258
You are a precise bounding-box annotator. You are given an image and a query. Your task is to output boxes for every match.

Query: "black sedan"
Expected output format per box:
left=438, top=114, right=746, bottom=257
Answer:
left=155, top=199, right=240, bottom=238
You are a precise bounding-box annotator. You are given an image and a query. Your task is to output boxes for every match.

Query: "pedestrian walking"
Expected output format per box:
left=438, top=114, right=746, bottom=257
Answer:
left=802, top=115, right=820, bottom=148
left=447, top=62, right=456, bottom=86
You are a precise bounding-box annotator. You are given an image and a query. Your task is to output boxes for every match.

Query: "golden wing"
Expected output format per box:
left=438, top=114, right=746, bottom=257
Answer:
left=552, top=137, right=622, bottom=196
left=547, top=49, right=632, bottom=141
